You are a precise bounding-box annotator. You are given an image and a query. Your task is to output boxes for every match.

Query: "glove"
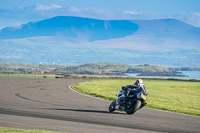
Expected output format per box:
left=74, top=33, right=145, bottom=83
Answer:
left=122, top=86, right=127, bottom=90
left=122, top=86, right=125, bottom=90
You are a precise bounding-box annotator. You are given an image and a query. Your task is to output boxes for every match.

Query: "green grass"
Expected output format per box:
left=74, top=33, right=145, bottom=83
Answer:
left=0, top=74, right=56, bottom=78
left=73, top=79, right=200, bottom=116
left=0, top=128, right=65, bottom=133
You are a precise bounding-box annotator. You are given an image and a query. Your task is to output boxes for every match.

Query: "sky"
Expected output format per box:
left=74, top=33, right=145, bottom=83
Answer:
left=0, top=0, right=200, bottom=29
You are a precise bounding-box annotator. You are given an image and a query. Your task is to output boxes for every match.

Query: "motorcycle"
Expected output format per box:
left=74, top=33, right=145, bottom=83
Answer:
left=109, top=88, right=147, bottom=114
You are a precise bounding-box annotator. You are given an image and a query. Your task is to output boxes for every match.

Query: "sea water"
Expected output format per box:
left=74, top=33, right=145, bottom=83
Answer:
left=125, top=71, right=200, bottom=79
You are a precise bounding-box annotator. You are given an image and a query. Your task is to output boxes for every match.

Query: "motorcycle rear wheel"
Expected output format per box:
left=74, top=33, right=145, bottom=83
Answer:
left=126, top=100, right=141, bottom=115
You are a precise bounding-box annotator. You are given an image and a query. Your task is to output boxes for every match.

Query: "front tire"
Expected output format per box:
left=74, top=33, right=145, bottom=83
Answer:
left=109, top=101, right=116, bottom=112
left=126, top=100, right=141, bottom=115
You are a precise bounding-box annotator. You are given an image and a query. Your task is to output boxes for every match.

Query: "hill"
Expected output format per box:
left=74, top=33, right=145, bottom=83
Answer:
left=0, top=62, right=188, bottom=77
left=0, top=16, right=139, bottom=41
left=0, top=16, right=199, bottom=67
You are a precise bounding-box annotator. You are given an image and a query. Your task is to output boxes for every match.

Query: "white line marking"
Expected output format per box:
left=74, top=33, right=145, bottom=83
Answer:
left=69, top=84, right=110, bottom=102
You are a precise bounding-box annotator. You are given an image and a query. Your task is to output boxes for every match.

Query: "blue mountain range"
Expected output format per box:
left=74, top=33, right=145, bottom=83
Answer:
left=0, top=16, right=199, bottom=67
left=0, top=16, right=139, bottom=41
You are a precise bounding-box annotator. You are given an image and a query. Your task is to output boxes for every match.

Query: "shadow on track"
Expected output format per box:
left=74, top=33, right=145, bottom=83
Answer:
left=45, top=108, right=124, bottom=114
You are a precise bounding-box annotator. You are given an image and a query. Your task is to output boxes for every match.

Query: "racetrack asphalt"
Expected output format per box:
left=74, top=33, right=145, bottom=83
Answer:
left=0, top=77, right=199, bottom=133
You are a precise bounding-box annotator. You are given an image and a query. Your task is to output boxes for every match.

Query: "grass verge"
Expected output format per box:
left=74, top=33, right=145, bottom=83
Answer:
left=0, top=128, right=64, bottom=133
left=73, top=79, right=200, bottom=116
left=0, top=74, right=56, bottom=78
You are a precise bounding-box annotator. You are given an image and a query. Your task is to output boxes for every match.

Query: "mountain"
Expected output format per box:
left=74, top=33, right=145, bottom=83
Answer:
left=0, top=16, right=139, bottom=42
left=0, top=16, right=200, bottom=67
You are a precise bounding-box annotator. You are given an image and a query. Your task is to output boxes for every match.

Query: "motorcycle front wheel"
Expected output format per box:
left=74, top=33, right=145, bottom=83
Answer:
left=109, top=101, right=116, bottom=112
left=126, top=100, right=141, bottom=115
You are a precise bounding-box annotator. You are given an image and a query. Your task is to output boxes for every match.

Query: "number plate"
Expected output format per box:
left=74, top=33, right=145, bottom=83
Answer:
left=141, top=93, right=147, bottom=100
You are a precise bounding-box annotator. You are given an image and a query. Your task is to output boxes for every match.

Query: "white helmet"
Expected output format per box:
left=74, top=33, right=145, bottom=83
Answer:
left=134, top=79, right=143, bottom=85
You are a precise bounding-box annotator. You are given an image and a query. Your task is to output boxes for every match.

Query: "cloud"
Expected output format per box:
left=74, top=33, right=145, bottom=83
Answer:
left=193, top=12, right=200, bottom=17
left=34, top=4, right=62, bottom=11
left=68, top=6, right=81, bottom=12
left=67, top=6, right=113, bottom=19
left=67, top=6, right=105, bottom=16
left=124, top=11, right=139, bottom=15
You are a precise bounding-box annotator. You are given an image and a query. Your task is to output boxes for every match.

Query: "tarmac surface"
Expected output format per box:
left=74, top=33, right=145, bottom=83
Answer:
left=0, top=77, right=199, bottom=133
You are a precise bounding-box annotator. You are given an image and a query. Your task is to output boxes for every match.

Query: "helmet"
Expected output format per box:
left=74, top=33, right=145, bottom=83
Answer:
left=134, top=79, right=143, bottom=85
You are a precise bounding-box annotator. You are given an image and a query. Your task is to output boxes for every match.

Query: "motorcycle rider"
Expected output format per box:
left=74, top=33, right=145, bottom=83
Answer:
left=122, top=79, right=148, bottom=97
left=119, top=79, right=148, bottom=108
